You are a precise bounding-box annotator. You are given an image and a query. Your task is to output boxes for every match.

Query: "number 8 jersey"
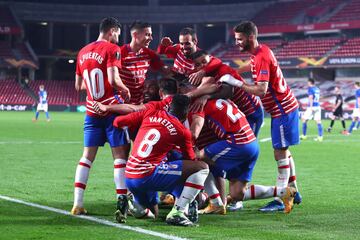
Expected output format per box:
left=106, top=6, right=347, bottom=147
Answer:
left=250, top=44, right=298, bottom=118
left=76, top=40, right=123, bottom=117
left=113, top=107, right=196, bottom=179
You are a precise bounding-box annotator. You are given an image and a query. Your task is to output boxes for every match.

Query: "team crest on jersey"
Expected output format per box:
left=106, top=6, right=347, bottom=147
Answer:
left=260, top=70, right=268, bottom=75
left=115, top=52, right=121, bottom=60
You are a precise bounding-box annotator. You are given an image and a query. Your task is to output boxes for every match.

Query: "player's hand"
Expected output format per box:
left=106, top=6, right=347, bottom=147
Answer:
left=190, top=95, right=209, bottom=113
left=219, top=74, right=243, bottom=88
left=189, top=70, right=205, bottom=86
left=93, top=101, right=107, bottom=115
left=122, top=87, right=131, bottom=102
left=161, top=37, right=173, bottom=47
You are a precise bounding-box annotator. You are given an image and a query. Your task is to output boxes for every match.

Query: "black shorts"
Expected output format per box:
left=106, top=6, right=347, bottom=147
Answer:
left=333, top=109, right=343, bottom=117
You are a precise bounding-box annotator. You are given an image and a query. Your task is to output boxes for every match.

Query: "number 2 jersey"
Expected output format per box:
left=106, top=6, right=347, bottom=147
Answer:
left=250, top=44, right=298, bottom=118
left=192, top=99, right=256, bottom=145
left=113, top=107, right=196, bottom=179
left=76, top=40, right=124, bottom=117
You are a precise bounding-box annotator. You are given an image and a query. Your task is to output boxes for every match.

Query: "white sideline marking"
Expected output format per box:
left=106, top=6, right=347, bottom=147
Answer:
left=0, top=195, right=188, bottom=240
left=0, top=141, right=81, bottom=144
left=259, top=137, right=271, bottom=142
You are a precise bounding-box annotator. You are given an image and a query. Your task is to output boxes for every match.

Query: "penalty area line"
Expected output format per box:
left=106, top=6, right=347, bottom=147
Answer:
left=0, top=194, right=188, bottom=240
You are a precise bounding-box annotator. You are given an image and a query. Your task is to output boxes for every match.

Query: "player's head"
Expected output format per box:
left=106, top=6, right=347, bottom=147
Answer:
left=190, top=50, right=210, bottom=71
left=130, top=21, right=152, bottom=48
left=179, top=27, right=198, bottom=57
left=39, top=85, right=44, bottom=91
left=169, top=94, right=191, bottom=122
left=99, top=17, right=121, bottom=44
left=143, top=80, right=160, bottom=103
left=308, top=78, right=315, bottom=86
left=355, top=82, right=360, bottom=88
left=233, top=21, right=258, bottom=52
left=159, top=78, right=178, bottom=98
left=334, top=86, right=341, bottom=94
left=178, top=81, right=196, bottom=94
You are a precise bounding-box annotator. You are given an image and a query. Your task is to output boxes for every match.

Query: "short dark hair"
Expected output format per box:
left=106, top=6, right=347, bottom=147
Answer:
left=308, top=78, right=315, bottom=85
left=355, top=82, right=360, bottom=87
left=179, top=27, right=197, bottom=40
left=99, top=17, right=121, bottom=33
left=189, top=49, right=208, bottom=60
left=159, top=78, right=177, bottom=95
left=130, top=20, right=151, bottom=32
left=169, top=94, right=190, bottom=120
left=233, top=21, right=258, bottom=37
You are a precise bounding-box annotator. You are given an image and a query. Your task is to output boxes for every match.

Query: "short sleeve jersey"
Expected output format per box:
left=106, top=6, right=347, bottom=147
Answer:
left=113, top=108, right=195, bottom=178
left=76, top=40, right=123, bottom=117
left=250, top=44, right=298, bottom=118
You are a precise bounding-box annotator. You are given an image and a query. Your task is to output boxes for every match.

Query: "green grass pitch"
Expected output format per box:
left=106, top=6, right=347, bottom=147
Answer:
left=0, top=111, right=359, bottom=240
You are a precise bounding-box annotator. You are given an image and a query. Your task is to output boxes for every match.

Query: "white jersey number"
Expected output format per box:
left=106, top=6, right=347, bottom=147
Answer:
left=83, top=68, right=105, bottom=100
left=216, top=99, right=241, bottom=123
left=137, top=128, right=161, bottom=158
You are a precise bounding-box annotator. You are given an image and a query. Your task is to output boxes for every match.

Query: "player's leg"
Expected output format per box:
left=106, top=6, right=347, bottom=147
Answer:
left=261, top=109, right=299, bottom=212
left=106, top=114, right=131, bottom=222
left=71, top=146, right=98, bottom=215
left=348, top=113, right=359, bottom=134
left=71, top=115, right=106, bottom=215
left=246, top=107, right=264, bottom=137
left=314, top=107, right=323, bottom=141
left=328, top=114, right=336, bottom=132
left=356, top=118, right=360, bottom=130
left=44, top=104, right=50, bottom=121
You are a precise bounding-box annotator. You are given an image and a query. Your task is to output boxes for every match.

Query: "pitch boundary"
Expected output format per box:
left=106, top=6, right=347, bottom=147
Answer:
left=0, top=194, right=188, bottom=240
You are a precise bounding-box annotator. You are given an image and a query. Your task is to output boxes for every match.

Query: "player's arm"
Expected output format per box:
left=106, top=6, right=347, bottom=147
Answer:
left=93, top=101, right=146, bottom=115
left=334, top=97, right=341, bottom=110
left=157, top=37, right=177, bottom=58
left=107, top=66, right=131, bottom=101
left=189, top=57, right=222, bottom=86
left=179, top=129, right=196, bottom=161
left=219, top=74, right=268, bottom=97
left=75, top=74, right=84, bottom=91
left=113, top=110, right=144, bottom=132
left=187, top=77, right=218, bottom=99
left=308, top=95, right=314, bottom=108
left=190, top=113, right=205, bottom=140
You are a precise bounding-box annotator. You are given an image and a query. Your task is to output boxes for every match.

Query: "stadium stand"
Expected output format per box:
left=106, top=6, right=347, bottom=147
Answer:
left=332, top=37, right=360, bottom=56
left=328, top=0, right=360, bottom=22
left=0, top=79, right=33, bottom=104
left=276, top=38, right=341, bottom=58
left=27, top=80, right=80, bottom=105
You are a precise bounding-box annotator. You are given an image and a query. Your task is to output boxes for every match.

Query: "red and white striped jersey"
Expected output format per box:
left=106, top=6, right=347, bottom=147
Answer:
left=119, top=44, right=164, bottom=105
left=193, top=99, right=256, bottom=145
left=114, top=108, right=195, bottom=178
left=144, top=96, right=173, bottom=111
left=212, top=63, right=261, bottom=116
left=76, top=40, right=124, bottom=117
left=157, top=44, right=222, bottom=76
left=250, top=44, right=298, bottom=118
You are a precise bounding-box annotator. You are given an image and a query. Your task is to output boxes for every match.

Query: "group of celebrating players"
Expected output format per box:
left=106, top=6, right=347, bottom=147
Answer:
left=70, top=17, right=303, bottom=227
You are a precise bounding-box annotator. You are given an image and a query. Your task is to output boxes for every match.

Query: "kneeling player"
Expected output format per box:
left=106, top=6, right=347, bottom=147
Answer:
left=190, top=98, right=296, bottom=214
left=113, top=94, right=209, bottom=226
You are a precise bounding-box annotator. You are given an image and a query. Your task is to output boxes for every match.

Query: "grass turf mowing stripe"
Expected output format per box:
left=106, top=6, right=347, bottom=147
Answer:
left=0, top=195, right=188, bottom=240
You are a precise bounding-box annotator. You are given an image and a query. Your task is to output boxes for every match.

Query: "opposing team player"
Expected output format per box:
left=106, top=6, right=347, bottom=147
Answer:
left=157, top=27, right=221, bottom=85
left=327, top=86, right=347, bottom=134
left=348, top=82, right=360, bottom=134
left=300, top=78, right=324, bottom=141
left=119, top=21, right=170, bottom=105
left=72, top=17, right=131, bottom=221
left=220, top=21, right=301, bottom=212
left=113, top=94, right=209, bottom=226
left=33, top=85, right=50, bottom=122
